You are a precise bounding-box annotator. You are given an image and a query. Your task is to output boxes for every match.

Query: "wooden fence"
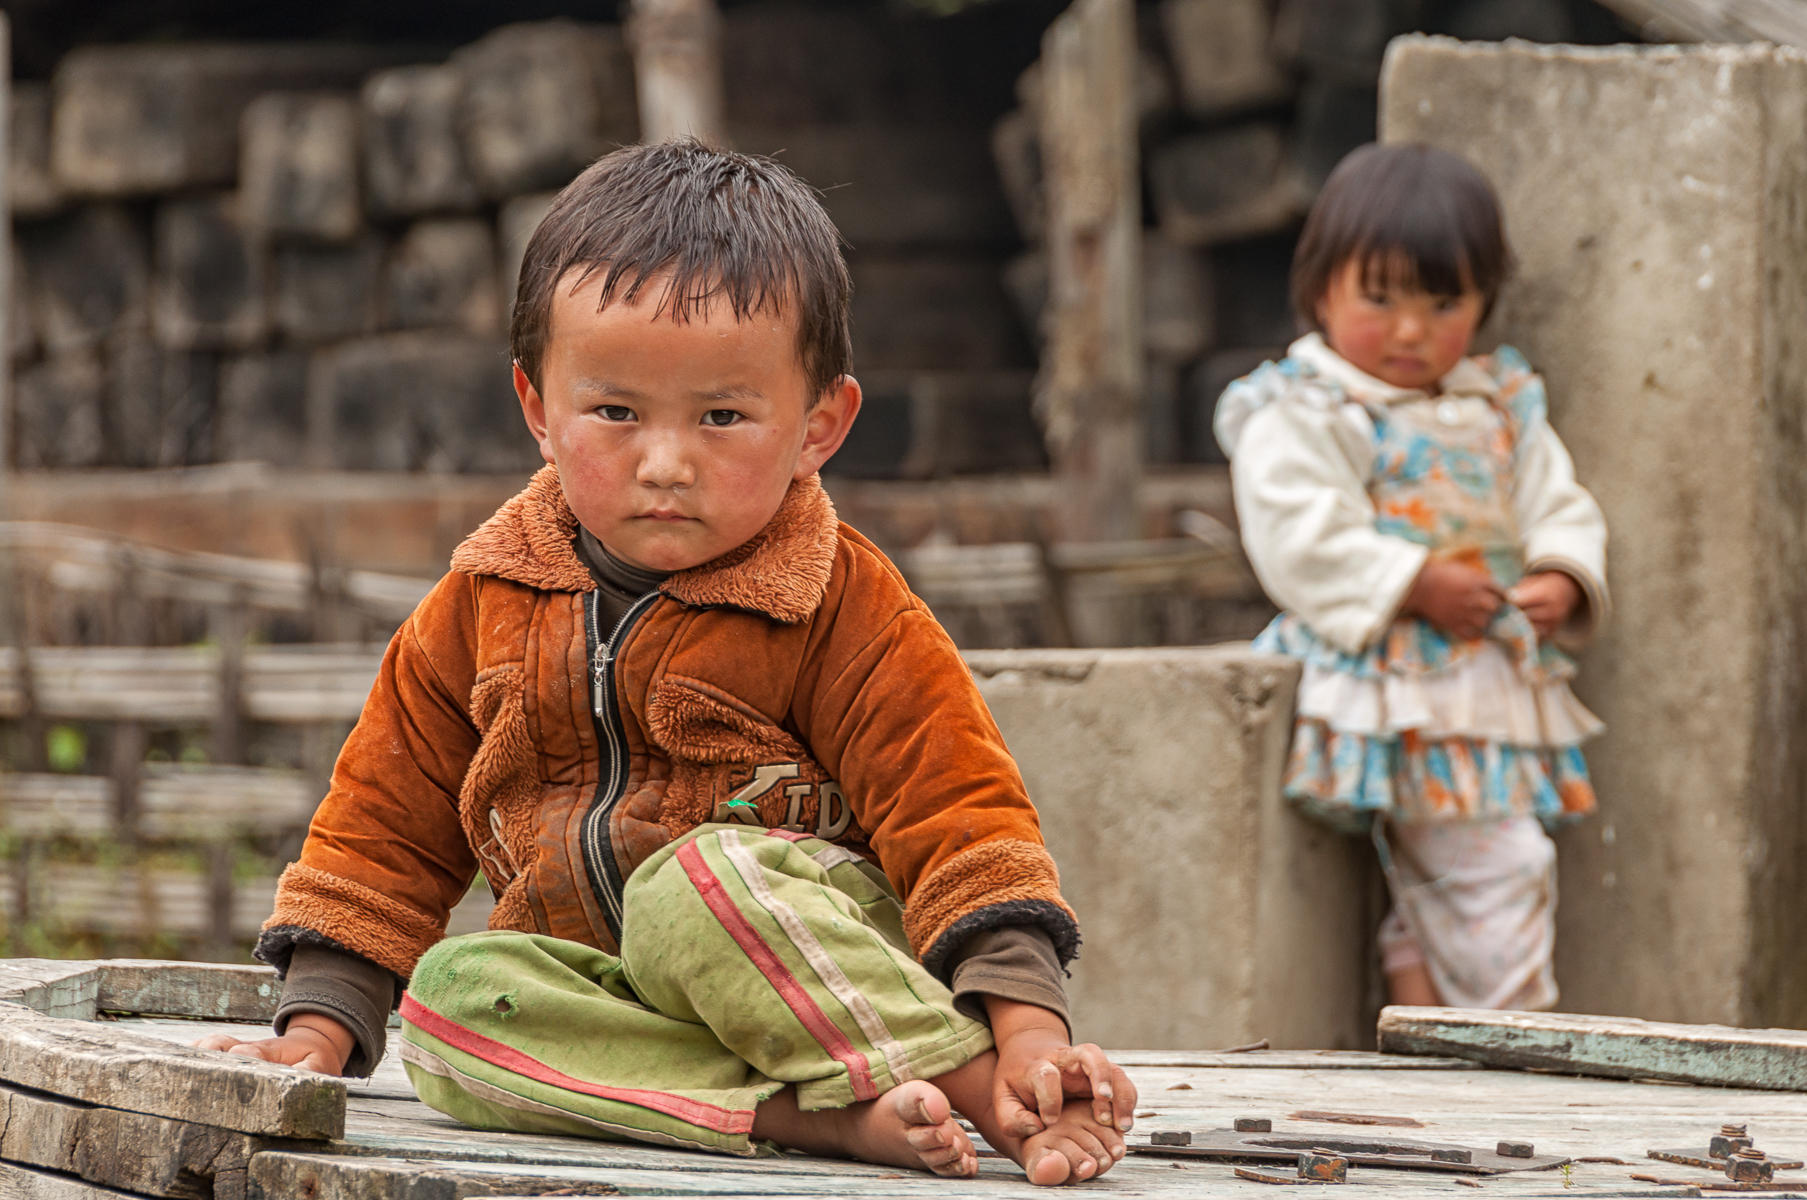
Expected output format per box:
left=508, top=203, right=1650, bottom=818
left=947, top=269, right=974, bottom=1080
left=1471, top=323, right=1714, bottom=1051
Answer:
left=0, top=518, right=1265, bottom=960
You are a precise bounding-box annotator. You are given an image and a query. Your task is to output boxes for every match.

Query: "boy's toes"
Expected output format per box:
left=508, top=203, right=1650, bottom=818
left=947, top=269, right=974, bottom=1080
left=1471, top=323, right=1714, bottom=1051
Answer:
left=1025, top=1144, right=1079, bottom=1186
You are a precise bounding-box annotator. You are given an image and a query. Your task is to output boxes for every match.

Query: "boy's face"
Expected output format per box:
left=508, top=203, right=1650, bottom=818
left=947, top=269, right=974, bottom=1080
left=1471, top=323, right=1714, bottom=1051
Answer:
left=517, top=270, right=860, bottom=573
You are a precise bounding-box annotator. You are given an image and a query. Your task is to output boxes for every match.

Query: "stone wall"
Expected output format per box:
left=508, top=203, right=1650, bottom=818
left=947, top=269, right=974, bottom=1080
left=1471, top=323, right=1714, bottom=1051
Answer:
left=1381, top=37, right=1807, bottom=1031
left=995, top=0, right=1633, bottom=467
left=5, top=6, right=1043, bottom=479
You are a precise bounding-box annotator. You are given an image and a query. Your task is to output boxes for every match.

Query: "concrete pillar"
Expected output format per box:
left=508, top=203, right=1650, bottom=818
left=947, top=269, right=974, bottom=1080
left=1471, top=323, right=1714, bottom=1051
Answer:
left=1381, top=38, right=1807, bottom=1029
left=970, top=647, right=1376, bottom=1050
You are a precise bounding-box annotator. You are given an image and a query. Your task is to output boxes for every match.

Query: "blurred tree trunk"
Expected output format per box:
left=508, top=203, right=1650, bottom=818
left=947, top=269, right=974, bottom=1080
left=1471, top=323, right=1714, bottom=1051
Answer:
left=627, top=0, right=727, bottom=146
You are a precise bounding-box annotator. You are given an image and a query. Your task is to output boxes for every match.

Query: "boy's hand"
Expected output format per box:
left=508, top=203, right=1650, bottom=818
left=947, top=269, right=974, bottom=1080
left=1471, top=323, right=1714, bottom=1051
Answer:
left=1403, top=559, right=1506, bottom=641
left=984, top=997, right=1137, bottom=1138
left=193, top=1012, right=354, bottom=1075
left=1508, top=571, right=1581, bottom=640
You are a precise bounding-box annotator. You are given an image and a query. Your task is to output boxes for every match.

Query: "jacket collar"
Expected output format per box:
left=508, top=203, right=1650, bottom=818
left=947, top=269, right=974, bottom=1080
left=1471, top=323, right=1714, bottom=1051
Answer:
left=450, top=465, right=840, bottom=624
left=1289, top=332, right=1498, bottom=404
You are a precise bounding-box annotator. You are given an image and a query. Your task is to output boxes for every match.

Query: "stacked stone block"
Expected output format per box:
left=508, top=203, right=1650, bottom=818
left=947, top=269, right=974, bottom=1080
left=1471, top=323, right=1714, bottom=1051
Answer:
left=994, top=0, right=1631, bottom=465
left=8, top=7, right=1055, bottom=478
left=6, top=24, right=625, bottom=472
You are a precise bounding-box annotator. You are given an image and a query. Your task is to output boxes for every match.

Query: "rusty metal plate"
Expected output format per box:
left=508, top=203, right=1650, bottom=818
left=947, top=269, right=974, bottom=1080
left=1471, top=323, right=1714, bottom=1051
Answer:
left=1129, top=1129, right=1570, bottom=1175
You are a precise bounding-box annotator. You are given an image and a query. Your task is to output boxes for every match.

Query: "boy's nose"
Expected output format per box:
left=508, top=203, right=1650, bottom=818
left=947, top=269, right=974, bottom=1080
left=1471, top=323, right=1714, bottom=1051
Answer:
left=636, top=436, right=696, bottom=490
left=1394, top=310, right=1428, bottom=341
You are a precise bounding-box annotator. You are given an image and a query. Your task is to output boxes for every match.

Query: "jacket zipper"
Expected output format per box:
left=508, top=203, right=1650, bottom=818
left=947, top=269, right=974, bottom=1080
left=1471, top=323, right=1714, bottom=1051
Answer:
left=580, top=588, right=660, bottom=942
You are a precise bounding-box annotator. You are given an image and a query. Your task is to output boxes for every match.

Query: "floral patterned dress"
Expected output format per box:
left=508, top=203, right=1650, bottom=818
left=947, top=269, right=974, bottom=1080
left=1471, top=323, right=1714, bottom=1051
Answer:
left=1232, top=344, right=1603, bottom=833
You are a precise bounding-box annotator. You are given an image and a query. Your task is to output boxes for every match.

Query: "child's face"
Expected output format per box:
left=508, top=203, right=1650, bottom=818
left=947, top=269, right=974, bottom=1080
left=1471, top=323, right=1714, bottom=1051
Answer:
left=1316, top=257, right=1485, bottom=391
left=516, top=270, right=860, bottom=573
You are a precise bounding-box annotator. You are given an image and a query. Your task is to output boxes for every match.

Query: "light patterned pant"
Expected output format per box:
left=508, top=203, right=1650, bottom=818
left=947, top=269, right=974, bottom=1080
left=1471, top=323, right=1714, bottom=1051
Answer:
left=399, top=825, right=995, bottom=1156
left=1375, top=815, right=1559, bottom=1011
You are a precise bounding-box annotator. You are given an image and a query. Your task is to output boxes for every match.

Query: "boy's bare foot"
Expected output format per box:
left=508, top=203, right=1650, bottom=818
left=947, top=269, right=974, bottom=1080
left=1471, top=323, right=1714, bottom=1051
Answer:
left=1016, top=1108, right=1126, bottom=1185
left=752, top=1079, right=978, bottom=1177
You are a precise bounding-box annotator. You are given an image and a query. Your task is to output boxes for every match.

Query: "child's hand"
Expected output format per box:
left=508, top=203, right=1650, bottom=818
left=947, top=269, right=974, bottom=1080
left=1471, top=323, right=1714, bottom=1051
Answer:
left=985, top=999, right=1136, bottom=1140
left=1508, top=571, right=1582, bottom=640
left=193, top=1012, right=354, bottom=1075
left=1403, top=559, right=1506, bottom=640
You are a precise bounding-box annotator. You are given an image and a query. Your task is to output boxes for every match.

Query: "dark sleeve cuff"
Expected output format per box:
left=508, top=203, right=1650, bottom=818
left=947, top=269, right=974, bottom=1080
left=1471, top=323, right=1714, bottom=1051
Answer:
left=273, top=943, right=400, bottom=1078
left=947, top=926, right=1071, bottom=1037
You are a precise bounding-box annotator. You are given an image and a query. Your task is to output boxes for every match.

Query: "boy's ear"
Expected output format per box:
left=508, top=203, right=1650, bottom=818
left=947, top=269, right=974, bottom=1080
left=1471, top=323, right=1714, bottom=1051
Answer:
left=514, top=361, right=557, bottom=465
left=793, top=375, right=862, bottom=481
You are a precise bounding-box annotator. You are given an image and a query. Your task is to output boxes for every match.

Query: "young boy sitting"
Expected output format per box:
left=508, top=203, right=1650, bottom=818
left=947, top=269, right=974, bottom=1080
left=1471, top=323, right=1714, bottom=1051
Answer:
left=199, top=139, right=1135, bottom=1186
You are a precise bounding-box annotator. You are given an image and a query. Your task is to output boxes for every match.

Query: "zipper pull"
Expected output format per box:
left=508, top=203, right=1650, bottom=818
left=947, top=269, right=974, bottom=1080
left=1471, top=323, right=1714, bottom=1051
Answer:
left=591, top=650, right=607, bottom=716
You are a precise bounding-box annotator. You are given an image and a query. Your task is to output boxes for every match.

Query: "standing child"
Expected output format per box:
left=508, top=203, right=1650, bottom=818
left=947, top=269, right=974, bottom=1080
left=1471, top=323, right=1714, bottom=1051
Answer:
left=197, top=139, right=1134, bottom=1186
left=1215, top=143, right=1608, bottom=1011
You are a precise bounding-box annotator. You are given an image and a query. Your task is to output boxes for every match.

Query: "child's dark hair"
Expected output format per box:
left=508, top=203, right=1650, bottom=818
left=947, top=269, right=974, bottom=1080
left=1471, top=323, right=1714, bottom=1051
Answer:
left=511, top=138, right=853, bottom=400
left=1290, top=142, right=1514, bottom=331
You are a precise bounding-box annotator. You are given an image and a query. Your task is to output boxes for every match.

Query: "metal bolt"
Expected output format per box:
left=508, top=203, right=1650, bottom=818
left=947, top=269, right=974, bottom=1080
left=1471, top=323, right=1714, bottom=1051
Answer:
left=1710, top=1124, right=1754, bottom=1158
left=1432, top=1148, right=1474, bottom=1164
left=1235, top=1117, right=1273, bottom=1133
left=1497, top=1140, right=1535, bottom=1159
left=1727, top=1148, right=1774, bottom=1184
left=1298, top=1149, right=1348, bottom=1183
left=1150, top=1130, right=1192, bottom=1146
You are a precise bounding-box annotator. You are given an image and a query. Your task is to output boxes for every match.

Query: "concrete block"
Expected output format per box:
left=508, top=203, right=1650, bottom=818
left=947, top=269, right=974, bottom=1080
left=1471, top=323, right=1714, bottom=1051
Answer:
left=361, top=66, right=481, bottom=219
left=383, top=220, right=501, bottom=335
left=50, top=44, right=380, bottom=196
left=1150, top=125, right=1309, bottom=247
left=739, top=124, right=1016, bottom=250
left=14, top=354, right=104, bottom=468
left=307, top=334, right=537, bottom=474
left=1159, top=0, right=1291, bottom=117
left=151, top=195, right=267, bottom=351
left=1382, top=37, right=1807, bottom=1030
left=1144, top=232, right=1213, bottom=363
left=272, top=237, right=383, bottom=343
left=217, top=351, right=308, bottom=465
left=18, top=205, right=150, bottom=354
left=497, top=192, right=556, bottom=321
left=9, top=83, right=62, bottom=218
left=452, top=21, right=637, bottom=200
left=239, top=93, right=361, bottom=241
left=850, top=258, right=1031, bottom=372
left=104, top=332, right=216, bottom=468
left=967, top=646, right=1373, bottom=1050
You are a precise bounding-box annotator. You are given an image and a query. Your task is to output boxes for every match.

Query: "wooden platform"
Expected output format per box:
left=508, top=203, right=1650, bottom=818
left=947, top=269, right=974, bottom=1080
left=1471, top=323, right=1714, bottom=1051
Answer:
left=0, top=958, right=1803, bottom=1199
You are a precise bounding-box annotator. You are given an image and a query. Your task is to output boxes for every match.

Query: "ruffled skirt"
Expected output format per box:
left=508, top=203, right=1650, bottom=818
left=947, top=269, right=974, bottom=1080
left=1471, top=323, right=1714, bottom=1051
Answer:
left=1255, top=612, right=1603, bottom=831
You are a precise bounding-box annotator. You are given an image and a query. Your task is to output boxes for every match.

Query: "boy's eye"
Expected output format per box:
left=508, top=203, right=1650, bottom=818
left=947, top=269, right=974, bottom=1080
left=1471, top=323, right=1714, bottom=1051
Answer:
left=701, top=409, right=744, bottom=427
left=1363, top=290, right=1392, bottom=306
left=598, top=405, right=635, bottom=422
left=1433, top=296, right=1462, bottom=312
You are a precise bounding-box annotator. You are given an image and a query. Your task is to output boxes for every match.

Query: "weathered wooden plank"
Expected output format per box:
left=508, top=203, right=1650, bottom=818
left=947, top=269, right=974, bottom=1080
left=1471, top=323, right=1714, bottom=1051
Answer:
left=1378, top=1006, right=1807, bottom=1092
left=96, top=961, right=282, bottom=1023
left=250, top=1152, right=1045, bottom=1199
left=1, top=766, right=317, bottom=840
left=1109, top=1049, right=1477, bottom=1070
left=0, top=1080, right=259, bottom=1200
left=0, top=1159, right=149, bottom=1199
left=0, top=960, right=99, bottom=1019
left=0, top=644, right=382, bottom=722
left=0, top=863, right=280, bottom=940
left=0, top=1002, right=344, bottom=1138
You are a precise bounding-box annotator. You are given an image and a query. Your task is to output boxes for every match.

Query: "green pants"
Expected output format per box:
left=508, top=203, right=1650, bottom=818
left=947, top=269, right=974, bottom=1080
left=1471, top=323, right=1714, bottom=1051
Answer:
left=399, top=825, right=995, bottom=1155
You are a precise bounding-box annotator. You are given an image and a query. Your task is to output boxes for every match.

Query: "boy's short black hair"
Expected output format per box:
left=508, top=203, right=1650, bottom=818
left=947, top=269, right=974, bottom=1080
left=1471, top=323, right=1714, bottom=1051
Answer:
left=1290, top=142, right=1514, bottom=332
left=511, top=138, right=853, bottom=400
